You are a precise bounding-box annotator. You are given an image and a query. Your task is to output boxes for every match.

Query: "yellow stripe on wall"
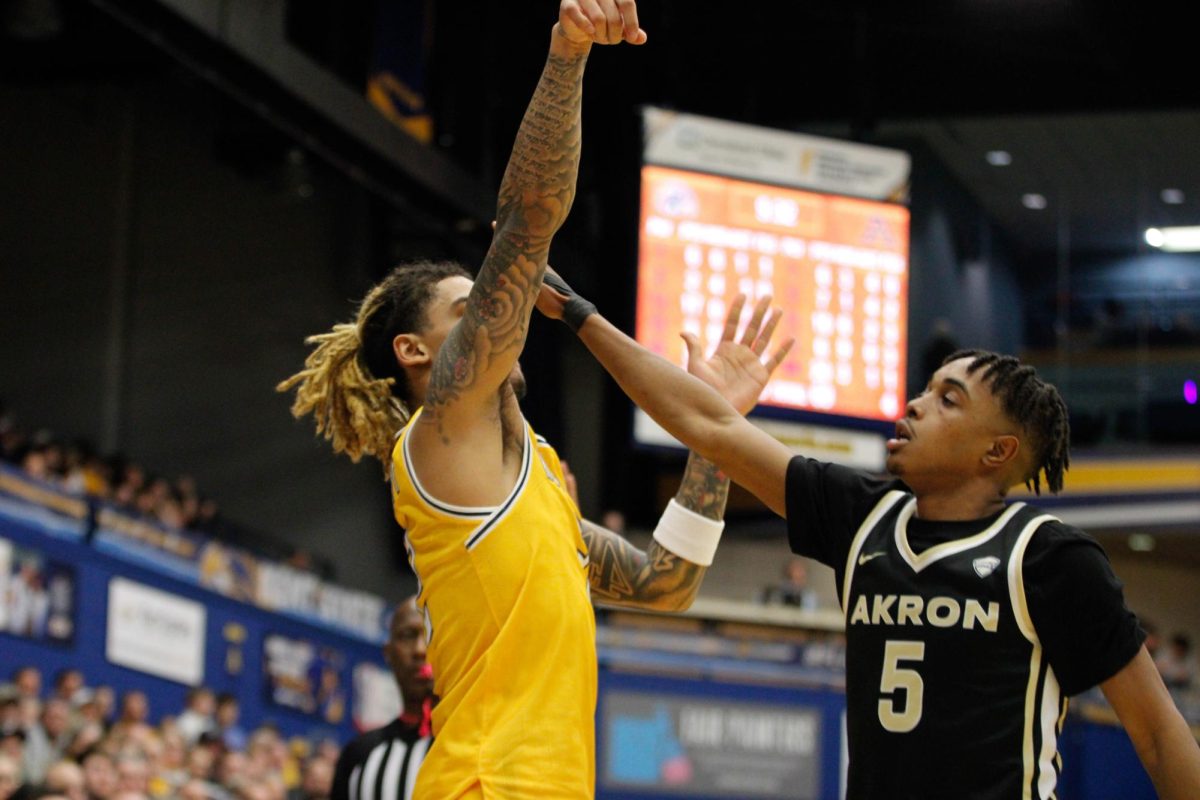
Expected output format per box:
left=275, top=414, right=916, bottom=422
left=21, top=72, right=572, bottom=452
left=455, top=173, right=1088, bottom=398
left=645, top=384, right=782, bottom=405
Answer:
left=1011, top=458, right=1200, bottom=496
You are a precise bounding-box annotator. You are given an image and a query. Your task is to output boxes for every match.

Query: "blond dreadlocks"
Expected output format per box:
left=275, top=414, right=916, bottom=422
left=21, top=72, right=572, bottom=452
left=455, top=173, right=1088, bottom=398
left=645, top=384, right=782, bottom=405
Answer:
left=277, top=261, right=471, bottom=467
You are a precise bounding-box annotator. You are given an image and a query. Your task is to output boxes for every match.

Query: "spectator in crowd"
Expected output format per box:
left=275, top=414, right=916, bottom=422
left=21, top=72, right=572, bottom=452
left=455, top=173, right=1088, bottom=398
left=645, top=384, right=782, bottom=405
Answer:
left=176, top=780, right=209, bottom=800
left=49, top=672, right=84, bottom=708
left=0, top=729, right=24, bottom=780
left=183, top=746, right=214, bottom=785
left=80, top=749, right=116, bottom=800
left=1157, top=633, right=1198, bottom=690
left=62, top=724, right=104, bottom=764
left=89, top=689, right=114, bottom=730
left=0, top=754, right=20, bottom=800
left=113, top=755, right=149, bottom=797
left=175, top=690, right=215, bottom=747
left=600, top=509, right=626, bottom=535
left=760, top=555, right=821, bottom=610
left=23, top=699, right=72, bottom=783
left=110, top=693, right=148, bottom=742
left=0, top=691, right=21, bottom=735
left=8, top=669, right=41, bottom=702
left=213, top=696, right=244, bottom=754
left=286, top=758, right=331, bottom=800
left=43, top=760, right=86, bottom=800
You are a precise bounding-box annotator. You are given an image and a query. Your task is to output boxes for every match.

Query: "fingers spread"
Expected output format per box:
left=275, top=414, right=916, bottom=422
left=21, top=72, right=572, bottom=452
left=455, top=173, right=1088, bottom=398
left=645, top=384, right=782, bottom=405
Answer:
left=764, top=337, right=796, bottom=375
left=740, top=295, right=771, bottom=347
left=722, top=294, right=747, bottom=342
left=753, top=309, right=782, bottom=356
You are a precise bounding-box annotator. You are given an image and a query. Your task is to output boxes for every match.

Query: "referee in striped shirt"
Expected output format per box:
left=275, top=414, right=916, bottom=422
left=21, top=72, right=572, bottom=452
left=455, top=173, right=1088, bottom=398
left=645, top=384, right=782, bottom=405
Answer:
left=332, top=597, right=434, bottom=800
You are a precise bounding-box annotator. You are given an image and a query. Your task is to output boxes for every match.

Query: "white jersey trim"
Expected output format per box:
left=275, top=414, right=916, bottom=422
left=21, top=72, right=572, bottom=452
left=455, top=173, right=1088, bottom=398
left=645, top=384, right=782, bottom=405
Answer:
left=399, top=408, right=494, bottom=519
left=465, top=423, right=533, bottom=551
left=841, top=490, right=908, bottom=616
left=1007, top=511, right=1059, bottom=800
left=895, top=501, right=1027, bottom=573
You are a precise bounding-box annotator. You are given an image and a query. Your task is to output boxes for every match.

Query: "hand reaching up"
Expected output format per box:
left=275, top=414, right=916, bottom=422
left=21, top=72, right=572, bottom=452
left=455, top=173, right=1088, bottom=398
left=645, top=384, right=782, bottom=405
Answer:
left=682, top=295, right=794, bottom=416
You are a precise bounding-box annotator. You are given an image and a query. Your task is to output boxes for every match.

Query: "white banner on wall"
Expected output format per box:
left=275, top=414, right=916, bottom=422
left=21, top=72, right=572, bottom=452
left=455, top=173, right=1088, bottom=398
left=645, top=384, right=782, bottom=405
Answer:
left=106, top=578, right=206, bottom=686
left=643, top=107, right=911, bottom=202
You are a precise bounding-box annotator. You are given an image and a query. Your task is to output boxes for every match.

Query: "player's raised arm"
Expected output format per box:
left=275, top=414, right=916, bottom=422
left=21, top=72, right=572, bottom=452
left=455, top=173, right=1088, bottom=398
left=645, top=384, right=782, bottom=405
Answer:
left=540, top=269, right=796, bottom=517
left=580, top=296, right=784, bottom=610
left=421, top=2, right=644, bottom=440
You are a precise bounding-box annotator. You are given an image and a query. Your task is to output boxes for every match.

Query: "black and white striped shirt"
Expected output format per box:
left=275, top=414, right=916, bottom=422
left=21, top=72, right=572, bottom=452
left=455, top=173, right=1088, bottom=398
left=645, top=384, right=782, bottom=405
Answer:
left=332, top=718, right=432, bottom=800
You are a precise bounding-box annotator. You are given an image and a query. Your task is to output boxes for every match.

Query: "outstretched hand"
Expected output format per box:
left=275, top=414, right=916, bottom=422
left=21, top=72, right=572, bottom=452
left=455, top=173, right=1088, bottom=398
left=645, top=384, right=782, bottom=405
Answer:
left=683, top=295, right=794, bottom=416
left=558, top=0, right=647, bottom=46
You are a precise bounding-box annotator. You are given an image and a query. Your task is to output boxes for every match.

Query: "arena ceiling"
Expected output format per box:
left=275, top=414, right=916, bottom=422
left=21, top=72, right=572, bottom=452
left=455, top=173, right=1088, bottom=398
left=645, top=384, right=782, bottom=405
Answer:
left=8, top=0, right=1199, bottom=259
left=423, top=0, right=1200, bottom=259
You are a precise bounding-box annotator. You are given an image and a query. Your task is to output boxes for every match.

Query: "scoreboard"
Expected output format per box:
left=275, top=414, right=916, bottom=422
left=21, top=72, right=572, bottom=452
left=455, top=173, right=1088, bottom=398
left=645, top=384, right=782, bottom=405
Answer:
left=635, top=165, right=910, bottom=423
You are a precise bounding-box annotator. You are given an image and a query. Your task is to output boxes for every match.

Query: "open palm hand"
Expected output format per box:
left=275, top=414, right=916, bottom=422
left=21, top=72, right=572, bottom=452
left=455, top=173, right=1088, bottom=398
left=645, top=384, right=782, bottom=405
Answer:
left=683, top=295, right=794, bottom=416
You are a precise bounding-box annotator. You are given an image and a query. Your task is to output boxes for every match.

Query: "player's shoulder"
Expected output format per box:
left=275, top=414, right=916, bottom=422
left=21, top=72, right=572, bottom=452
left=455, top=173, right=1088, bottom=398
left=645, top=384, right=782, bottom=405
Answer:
left=1020, top=510, right=1110, bottom=567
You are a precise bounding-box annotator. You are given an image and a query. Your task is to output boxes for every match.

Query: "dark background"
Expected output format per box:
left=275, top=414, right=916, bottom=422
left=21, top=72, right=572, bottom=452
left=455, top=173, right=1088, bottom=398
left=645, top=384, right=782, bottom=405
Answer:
left=2, top=0, right=1197, bottom=597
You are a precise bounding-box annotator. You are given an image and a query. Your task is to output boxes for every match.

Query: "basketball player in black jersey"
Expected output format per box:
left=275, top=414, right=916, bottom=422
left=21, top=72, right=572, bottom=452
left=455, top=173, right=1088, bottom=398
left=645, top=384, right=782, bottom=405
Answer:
left=537, top=272, right=1200, bottom=799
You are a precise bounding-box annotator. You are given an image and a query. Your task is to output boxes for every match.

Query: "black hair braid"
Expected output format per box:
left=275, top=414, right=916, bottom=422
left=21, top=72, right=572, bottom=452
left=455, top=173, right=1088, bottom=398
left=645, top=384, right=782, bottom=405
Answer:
left=943, top=349, right=1071, bottom=494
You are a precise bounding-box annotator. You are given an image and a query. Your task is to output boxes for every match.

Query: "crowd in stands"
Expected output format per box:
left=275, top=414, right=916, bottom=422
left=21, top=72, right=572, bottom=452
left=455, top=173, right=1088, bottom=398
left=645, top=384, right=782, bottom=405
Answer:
left=0, top=402, right=329, bottom=579
left=0, top=666, right=337, bottom=800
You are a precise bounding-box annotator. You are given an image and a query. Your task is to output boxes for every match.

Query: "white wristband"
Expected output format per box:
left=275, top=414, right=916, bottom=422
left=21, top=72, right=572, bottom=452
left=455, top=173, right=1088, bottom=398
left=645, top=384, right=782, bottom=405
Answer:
left=651, top=498, right=725, bottom=567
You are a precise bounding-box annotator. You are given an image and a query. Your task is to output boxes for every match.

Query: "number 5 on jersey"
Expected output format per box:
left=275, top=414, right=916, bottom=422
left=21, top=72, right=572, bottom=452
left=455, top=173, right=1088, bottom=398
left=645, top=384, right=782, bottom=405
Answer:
left=878, top=640, right=925, bottom=733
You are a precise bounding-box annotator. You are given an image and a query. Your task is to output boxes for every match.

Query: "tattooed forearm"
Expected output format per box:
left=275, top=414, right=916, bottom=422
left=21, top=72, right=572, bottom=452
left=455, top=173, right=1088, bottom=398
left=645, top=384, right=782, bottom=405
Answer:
left=674, top=452, right=730, bottom=521
left=425, top=33, right=588, bottom=428
left=582, top=522, right=707, bottom=612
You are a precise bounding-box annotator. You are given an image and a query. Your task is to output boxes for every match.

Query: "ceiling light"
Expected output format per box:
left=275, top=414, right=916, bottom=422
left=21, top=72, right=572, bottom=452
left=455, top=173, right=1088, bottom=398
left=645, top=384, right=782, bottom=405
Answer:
left=1161, top=188, right=1185, bottom=205
left=1021, top=193, right=1047, bottom=210
left=1144, top=225, right=1200, bottom=252
left=1127, top=533, right=1156, bottom=553
left=1185, top=380, right=1198, bottom=406
left=985, top=150, right=1012, bottom=166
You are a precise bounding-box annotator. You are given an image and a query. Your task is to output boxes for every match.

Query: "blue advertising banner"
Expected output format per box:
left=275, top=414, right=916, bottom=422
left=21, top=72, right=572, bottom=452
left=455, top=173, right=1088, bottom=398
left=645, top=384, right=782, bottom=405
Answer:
left=602, top=689, right=823, bottom=799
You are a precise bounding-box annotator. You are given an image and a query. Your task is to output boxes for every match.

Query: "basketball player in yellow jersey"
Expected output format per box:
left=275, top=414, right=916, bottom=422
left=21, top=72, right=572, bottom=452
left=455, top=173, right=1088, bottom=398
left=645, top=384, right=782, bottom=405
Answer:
left=278, top=2, right=793, bottom=797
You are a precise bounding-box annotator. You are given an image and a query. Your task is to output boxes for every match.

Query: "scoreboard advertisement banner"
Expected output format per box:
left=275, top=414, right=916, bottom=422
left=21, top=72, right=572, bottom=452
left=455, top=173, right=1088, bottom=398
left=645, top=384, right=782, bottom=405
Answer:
left=636, top=164, right=910, bottom=424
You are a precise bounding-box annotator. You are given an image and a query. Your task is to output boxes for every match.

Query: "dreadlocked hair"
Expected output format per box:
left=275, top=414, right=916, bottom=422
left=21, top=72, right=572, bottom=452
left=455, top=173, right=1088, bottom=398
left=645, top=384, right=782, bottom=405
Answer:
left=276, top=260, right=471, bottom=467
left=943, top=349, right=1071, bottom=495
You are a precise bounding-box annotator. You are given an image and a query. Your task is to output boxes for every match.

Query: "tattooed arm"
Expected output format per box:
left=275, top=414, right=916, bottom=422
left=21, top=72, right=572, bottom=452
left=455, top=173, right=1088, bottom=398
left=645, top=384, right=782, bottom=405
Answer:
left=584, top=453, right=728, bottom=611
left=579, top=294, right=793, bottom=611
left=423, top=2, right=645, bottom=437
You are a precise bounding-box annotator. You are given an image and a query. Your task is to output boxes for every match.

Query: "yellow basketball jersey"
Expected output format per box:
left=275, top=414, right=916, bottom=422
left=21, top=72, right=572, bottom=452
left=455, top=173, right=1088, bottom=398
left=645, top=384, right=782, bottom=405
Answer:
left=390, top=408, right=597, bottom=800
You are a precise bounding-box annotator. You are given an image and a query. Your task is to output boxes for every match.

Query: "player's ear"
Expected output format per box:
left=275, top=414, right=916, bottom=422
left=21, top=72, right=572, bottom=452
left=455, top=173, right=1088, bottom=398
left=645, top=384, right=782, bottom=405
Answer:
left=393, top=333, right=430, bottom=368
left=982, top=434, right=1020, bottom=468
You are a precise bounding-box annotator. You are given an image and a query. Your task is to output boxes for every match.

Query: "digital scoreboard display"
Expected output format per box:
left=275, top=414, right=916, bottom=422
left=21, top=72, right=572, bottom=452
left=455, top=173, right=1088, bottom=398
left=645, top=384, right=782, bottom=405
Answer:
left=635, top=165, right=910, bottom=424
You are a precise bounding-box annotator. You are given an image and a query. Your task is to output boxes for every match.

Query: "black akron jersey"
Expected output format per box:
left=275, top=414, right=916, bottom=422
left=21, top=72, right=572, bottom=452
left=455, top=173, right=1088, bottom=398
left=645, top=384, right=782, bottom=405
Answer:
left=840, top=492, right=1064, bottom=800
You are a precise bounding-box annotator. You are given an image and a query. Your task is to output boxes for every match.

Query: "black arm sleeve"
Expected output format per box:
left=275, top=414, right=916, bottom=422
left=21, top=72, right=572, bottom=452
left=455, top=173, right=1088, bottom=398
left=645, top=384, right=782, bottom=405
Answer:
left=784, top=456, right=904, bottom=570
left=1023, top=522, right=1146, bottom=696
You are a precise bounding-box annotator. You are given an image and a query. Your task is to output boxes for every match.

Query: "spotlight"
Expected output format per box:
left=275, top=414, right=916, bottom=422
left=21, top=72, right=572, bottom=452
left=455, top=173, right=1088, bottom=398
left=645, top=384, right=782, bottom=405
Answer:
left=1021, top=193, right=1047, bottom=210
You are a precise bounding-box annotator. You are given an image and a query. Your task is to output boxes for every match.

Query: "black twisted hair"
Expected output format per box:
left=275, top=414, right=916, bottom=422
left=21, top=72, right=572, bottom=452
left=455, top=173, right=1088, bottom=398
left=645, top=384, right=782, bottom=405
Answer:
left=942, top=349, right=1071, bottom=495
